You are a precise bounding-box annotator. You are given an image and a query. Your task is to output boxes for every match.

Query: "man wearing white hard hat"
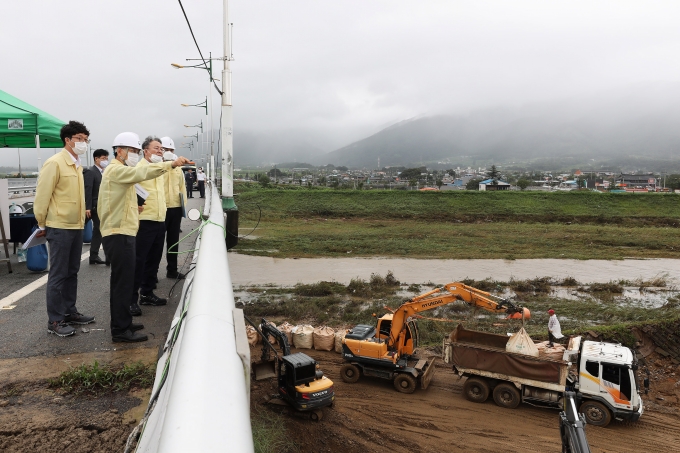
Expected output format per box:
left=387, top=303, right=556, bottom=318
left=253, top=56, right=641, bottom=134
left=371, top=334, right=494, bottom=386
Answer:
left=98, top=132, right=189, bottom=342
left=161, top=136, right=188, bottom=279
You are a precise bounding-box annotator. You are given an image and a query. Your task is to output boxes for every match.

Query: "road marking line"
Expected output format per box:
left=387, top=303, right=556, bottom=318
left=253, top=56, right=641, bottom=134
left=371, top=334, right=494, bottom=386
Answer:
left=0, top=251, right=90, bottom=309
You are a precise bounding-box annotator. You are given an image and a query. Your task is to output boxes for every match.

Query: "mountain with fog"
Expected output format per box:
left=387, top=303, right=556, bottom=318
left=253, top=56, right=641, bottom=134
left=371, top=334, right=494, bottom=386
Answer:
left=318, top=84, right=680, bottom=171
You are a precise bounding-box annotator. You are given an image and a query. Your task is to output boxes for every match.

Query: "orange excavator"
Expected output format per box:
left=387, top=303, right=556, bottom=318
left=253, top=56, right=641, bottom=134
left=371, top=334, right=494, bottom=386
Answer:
left=340, top=282, right=530, bottom=393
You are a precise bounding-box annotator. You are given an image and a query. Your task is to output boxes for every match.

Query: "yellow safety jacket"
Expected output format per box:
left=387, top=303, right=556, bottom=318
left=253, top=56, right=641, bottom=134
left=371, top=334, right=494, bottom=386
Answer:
left=98, top=159, right=173, bottom=237
left=34, top=149, right=85, bottom=229
left=163, top=166, right=188, bottom=208
left=137, top=158, right=167, bottom=222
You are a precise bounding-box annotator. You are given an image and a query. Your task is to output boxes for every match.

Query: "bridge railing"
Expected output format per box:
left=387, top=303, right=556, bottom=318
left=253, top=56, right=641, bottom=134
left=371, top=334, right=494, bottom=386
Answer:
left=134, top=180, right=253, bottom=453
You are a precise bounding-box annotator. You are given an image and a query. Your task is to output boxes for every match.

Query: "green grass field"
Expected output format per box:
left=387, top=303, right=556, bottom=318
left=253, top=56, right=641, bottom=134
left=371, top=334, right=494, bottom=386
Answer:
left=234, top=185, right=680, bottom=259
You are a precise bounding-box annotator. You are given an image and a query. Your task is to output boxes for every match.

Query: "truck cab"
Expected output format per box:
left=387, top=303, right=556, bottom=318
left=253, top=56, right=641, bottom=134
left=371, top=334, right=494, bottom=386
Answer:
left=576, top=340, right=643, bottom=423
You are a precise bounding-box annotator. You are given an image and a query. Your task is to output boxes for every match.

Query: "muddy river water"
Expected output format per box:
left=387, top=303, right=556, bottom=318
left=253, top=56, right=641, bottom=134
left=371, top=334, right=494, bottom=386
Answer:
left=228, top=255, right=680, bottom=286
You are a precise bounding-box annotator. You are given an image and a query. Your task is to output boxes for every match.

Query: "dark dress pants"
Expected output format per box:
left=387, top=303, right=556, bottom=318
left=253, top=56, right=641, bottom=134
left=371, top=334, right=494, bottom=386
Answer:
left=45, top=227, right=83, bottom=322
left=89, top=208, right=105, bottom=259
left=132, top=220, right=166, bottom=305
left=198, top=180, right=205, bottom=197
left=165, top=207, right=183, bottom=274
left=186, top=182, right=193, bottom=198
left=102, top=234, right=135, bottom=336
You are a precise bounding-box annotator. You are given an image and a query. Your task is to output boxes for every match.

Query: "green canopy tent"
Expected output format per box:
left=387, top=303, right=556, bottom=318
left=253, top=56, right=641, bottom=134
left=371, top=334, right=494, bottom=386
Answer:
left=0, top=89, right=66, bottom=172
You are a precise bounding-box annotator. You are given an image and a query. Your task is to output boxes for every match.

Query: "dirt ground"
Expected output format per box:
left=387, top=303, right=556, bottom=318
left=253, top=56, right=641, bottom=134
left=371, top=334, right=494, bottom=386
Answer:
left=0, top=349, right=155, bottom=453
left=251, top=348, right=680, bottom=453
left=1, top=346, right=679, bottom=452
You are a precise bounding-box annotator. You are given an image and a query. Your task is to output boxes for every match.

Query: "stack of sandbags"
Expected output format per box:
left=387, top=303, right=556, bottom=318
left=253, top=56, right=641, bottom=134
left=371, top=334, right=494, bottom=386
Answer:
left=246, top=325, right=260, bottom=346
left=278, top=322, right=295, bottom=346
left=293, top=324, right=314, bottom=349
left=313, top=326, right=335, bottom=351
left=536, top=341, right=566, bottom=360
left=335, top=329, right=348, bottom=353
left=506, top=327, right=539, bottom=357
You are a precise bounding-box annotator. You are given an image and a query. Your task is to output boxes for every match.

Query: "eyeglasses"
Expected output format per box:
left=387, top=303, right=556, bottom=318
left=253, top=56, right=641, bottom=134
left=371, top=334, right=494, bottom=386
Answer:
left=71, top=136, right=91, bottom=144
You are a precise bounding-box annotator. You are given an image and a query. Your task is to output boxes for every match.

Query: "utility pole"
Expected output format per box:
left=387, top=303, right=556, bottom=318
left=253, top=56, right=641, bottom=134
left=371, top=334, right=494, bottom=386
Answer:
left=221, top=0, right=238, bottom=249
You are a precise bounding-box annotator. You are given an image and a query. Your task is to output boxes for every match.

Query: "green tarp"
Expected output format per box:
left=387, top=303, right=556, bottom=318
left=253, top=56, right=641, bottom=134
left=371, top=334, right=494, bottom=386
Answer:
left=0, top=89, right=65, bottom=148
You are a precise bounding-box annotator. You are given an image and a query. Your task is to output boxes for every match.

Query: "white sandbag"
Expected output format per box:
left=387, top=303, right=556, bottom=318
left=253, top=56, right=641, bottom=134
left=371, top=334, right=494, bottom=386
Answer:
left=506, top=327, right=539, bottom=357
left=278, top=322, right=294, bottom=346
left=313, top=326, right=335, bottom=351
left=246, top=325, right=260, bottom=346
left=293, top=324, right=314, bottom=349
left=335, top=329, right=348, bottom=353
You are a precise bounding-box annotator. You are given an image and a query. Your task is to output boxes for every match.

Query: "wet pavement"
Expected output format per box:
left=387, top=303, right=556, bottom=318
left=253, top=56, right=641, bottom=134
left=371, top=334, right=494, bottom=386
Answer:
left=0, top=197, right=205, bottom=360
left=227, top=255, right=680, bottom=286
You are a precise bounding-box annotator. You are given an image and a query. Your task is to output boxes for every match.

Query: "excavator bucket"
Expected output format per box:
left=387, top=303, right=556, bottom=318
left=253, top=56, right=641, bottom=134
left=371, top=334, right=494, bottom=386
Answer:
left=253, top=360, right=277, bottom=381
left=419, top=357, right=437, bottom=390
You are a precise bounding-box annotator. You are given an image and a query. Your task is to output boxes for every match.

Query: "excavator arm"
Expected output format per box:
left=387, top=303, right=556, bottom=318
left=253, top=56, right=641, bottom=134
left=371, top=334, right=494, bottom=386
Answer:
left=387, top=282, right=529, bottom=350
left=259, top=318, right=291, bottom=361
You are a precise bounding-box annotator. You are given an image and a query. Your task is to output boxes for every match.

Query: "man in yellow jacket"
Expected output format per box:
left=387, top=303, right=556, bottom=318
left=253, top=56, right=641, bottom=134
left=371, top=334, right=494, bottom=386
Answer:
left=130, top=136, right=169, bottom=316
left=160, top=136, right=188, bottom=279
left=99, top=132, right=189, bottom=342
left=34, top=120, right=95, bottom=337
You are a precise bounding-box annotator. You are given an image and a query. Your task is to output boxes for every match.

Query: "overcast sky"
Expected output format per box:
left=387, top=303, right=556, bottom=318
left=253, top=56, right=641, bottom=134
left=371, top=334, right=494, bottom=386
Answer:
left=3, top=0, right=680, bottom=167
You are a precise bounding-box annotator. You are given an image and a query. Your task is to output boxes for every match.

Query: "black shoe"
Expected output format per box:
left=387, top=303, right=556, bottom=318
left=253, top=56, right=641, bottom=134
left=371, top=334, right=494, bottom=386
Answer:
left=105, top=259, right=111, bottom=266
left=166, top=272, right=186, bottom=280
left=130, top=323, right=144, bottom=332
left=89, top=257, right=106, bottom=265
left=64, top=312, right=95, bottom=325
left=130, top=304, right=142, bottom=316
left=47, top=320, right=76, bottom=337
left=112, top=330, right=148, bottom=343
left=139, top=292, right=167, bottom=306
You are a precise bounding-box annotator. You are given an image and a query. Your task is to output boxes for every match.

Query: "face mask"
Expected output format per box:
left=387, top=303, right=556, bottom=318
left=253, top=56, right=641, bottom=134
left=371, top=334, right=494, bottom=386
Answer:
left=163, top=151, right=175, bottom=162
left=125, top=151, right=140, bottom=167
left=150, top=154, right=163, bottom=164
left=99, top=159, right=109, bottom=168
left=73, top=141, right=88, bottom=155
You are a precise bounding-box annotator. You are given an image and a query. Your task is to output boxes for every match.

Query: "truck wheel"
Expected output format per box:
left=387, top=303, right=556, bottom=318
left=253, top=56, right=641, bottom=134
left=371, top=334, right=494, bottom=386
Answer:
left=393, top=374, right=417, bottom=394
left=340, top=364, right=361, bottom=383
left=463, top=377, right=490, bottom=403
left=580, top=401, right=612, bottom=427
left=492, top=383, right=521, bottom=409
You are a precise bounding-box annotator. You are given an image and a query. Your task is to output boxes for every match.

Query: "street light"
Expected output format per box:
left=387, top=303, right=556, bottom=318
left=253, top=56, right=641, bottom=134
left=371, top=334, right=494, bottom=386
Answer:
left=171, top=52, right=223, bottom=180
left=181, top=97, right=208, bottom=116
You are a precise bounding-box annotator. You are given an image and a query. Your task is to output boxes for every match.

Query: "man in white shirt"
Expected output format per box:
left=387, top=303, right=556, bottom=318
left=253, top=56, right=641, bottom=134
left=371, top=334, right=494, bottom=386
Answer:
left=548, top=309, right=564, bottom=347
left=197, top=167, right=206, bottom=198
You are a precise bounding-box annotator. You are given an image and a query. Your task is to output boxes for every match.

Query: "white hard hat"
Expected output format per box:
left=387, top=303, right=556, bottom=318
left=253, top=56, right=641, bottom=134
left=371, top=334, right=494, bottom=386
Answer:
left=160, top=136, right=175, bottom=150
left=113, top=132, right=141, bottom=150
left=9, top=203, right=24, bottom=215
left=163, top=151, right=177, bottom=162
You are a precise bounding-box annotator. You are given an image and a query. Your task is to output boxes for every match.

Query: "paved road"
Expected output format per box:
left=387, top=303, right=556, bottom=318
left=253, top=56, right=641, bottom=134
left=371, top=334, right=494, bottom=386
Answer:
left=0, top=197, right=205, bottom=360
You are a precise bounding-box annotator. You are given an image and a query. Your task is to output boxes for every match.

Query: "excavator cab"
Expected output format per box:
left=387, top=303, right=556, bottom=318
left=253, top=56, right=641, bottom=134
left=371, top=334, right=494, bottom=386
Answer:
left=375, top=315, right=419, bottom=356
left=278, top=353, right=335, bottom=412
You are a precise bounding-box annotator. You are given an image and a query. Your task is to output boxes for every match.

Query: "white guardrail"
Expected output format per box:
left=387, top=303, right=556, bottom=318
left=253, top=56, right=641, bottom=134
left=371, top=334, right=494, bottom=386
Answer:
left=134, top=180, right=254, bottom=453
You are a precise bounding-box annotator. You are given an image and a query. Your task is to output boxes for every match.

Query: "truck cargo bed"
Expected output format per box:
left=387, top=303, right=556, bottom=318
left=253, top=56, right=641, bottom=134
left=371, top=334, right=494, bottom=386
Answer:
left=444, top=325, right=569, bottom=387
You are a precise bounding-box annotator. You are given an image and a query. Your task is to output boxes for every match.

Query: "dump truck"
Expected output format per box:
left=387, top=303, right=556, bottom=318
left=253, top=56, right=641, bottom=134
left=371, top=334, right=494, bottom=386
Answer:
left=443, top=324, right=644, bottom=427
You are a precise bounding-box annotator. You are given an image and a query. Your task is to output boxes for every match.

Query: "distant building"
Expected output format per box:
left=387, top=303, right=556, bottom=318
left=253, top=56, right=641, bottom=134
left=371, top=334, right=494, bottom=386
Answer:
left=479, top=179, right=511, bottom=191
left=615, top=174, right=657, bottom=190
